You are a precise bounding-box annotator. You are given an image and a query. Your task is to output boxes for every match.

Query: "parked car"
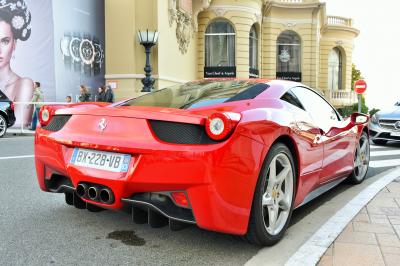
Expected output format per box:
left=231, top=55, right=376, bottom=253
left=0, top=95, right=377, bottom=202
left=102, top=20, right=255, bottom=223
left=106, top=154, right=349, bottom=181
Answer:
left=34, top=79, right=369, bottom=246
left=369, top=103, right=400, bottom=145
left=0, top=90, right=16, bottom=138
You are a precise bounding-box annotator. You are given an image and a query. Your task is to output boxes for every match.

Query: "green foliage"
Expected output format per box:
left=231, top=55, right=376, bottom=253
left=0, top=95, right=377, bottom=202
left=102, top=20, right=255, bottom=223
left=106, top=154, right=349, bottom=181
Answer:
left=338, top=96, right=369, bottom=117
left=369, top=108, right=380, bottom=116
left=351, top=64, right=364, bottom=91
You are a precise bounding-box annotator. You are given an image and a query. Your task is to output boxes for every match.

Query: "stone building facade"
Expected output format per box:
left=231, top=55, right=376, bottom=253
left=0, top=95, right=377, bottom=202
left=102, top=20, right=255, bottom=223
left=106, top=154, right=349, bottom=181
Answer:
left=104, top=0, right=359, bottom=107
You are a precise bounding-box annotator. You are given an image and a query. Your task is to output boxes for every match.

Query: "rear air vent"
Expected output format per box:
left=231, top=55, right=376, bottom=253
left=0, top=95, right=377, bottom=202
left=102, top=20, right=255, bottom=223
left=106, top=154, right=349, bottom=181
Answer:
left=43, top=115, right=72, bottom=132
left=149, top=120, right=219, bottom=144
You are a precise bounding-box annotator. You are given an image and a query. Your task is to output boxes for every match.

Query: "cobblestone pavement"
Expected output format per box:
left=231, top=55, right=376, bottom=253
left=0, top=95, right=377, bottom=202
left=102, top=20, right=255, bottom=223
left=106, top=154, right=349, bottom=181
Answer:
left=318, top=177, right=400, bottom=266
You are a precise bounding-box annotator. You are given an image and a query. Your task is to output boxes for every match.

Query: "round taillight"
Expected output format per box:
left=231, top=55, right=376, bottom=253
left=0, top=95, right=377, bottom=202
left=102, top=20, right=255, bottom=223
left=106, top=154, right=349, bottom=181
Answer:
left=205, top=112, right=240, bottom=141
left=41, top=109, right=50, bottom=122
left=39, top=107, right=54, bottom=127
left=209, top=117, right=225, bottom=136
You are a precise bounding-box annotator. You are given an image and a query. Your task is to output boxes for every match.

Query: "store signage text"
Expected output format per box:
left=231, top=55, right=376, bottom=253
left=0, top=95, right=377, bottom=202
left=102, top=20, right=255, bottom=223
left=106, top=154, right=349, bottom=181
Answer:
left=204, top=67, right=236, bottom=78
left=276, top=72, right=302, bottom=82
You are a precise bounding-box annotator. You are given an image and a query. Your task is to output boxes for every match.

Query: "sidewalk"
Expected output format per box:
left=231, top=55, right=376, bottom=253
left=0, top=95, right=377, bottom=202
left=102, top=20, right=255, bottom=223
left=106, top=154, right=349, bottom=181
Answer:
left=318, top=177, right=400, bottom=266
left=6, top=128, right=35, bottom=136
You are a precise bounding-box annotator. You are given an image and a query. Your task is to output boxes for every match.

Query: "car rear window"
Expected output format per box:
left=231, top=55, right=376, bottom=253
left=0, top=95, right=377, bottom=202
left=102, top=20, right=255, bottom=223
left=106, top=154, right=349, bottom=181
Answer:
left=122, top=80, right=269, bottom=109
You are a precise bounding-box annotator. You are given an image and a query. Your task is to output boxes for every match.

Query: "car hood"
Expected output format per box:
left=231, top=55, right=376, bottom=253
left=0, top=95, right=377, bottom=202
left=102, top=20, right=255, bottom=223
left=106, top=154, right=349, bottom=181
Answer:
left=376, top=107, right=400, bottom=119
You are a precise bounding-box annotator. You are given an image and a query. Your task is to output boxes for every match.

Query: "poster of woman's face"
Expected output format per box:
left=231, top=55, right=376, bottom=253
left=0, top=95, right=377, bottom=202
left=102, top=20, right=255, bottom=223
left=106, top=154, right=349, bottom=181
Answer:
left=0, top=0, right=105, bottom=128
left=0, top=0, right=35, bottom=127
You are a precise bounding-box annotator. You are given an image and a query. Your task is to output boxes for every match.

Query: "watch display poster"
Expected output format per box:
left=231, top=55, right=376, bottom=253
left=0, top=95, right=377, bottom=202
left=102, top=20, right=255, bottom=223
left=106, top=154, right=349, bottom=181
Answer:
left=2, top=0, right=105, bottom=129
left=53, top=0, right=105, bottom=102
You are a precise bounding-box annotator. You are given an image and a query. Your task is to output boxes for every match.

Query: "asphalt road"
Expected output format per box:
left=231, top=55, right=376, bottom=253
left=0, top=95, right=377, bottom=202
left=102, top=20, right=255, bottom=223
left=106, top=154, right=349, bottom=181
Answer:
left=0, top=136, right=399, bottom=266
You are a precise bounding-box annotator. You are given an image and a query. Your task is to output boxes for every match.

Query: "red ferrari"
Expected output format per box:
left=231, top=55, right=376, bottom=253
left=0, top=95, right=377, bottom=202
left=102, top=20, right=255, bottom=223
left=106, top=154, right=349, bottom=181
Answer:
left=34, top=79, right=370, bottom=246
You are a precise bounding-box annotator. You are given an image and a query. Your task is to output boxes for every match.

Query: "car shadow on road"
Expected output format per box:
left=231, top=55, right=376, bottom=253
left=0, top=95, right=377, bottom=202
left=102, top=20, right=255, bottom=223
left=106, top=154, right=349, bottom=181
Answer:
left=48, top=204, right=260, bottom=265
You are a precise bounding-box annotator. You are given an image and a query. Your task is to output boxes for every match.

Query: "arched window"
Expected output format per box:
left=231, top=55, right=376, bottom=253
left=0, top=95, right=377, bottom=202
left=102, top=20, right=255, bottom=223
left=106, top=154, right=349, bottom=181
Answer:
left=204, top=20, right=236, bottom=78
left=328, top=48, right=342, bottom=90
left=276, top=31, right=301, bottom=82
left=249, top=24, right=258, bottom=78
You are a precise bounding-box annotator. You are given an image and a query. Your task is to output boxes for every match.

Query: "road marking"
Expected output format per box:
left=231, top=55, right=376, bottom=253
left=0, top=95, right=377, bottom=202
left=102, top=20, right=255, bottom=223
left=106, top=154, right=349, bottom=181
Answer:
left=0, top=136, right=34, bottom=141
left=371, top=150, right=400, bottom=157
left=0, top=155, right=34, bottom=160
left=285, top=167, right=400, bottom=266
left=370, top=145, right=387, bottom=150
left=370, top=159, right=400, bottom=168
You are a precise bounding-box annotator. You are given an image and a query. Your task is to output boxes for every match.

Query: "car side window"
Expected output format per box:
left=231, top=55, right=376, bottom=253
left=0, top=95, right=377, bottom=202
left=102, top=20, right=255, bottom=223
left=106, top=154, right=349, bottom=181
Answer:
left=291, top=86, right=340, bottom=132
left=281, top=91, right=305, bottom=110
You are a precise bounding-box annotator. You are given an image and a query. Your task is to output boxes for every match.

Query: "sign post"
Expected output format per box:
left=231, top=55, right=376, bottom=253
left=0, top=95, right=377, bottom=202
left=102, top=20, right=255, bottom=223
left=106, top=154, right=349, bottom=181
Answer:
left=354, top=79, right=367, bottom=113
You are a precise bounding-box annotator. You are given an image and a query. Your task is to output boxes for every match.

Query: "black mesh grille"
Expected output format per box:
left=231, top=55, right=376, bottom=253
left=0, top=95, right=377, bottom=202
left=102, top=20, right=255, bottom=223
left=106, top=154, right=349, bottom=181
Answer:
left=149, top=120, right=219, bottom=144
left=379, top=133, right=400, bottom=141
left=43, top=115, right=71, bottom=132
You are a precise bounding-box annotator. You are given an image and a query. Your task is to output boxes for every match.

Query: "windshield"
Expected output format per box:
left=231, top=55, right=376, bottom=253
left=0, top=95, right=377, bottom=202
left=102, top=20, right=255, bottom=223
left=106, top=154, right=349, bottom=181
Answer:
left=122, top=80, right=269, bottom=109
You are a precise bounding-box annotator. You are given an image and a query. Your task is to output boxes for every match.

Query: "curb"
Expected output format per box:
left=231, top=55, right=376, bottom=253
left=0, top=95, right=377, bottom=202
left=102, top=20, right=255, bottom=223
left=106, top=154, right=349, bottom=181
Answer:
left=285, top=167, right=400, bottom=266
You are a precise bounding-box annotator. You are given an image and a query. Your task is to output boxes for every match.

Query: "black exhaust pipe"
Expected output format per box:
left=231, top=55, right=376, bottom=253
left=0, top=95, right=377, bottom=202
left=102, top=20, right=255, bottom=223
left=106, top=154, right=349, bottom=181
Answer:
left=88, top=186, right=99, bottom=201
left=76, top=183, right=88, bottom=198
left=99, top=188, right=114, bottom=204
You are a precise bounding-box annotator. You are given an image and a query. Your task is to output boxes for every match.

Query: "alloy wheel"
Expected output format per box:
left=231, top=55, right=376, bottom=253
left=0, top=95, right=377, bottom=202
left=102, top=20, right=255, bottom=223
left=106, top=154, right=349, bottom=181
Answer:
left=261, top=153, right=294, bottom=236
left=353, top=134, right=370, bottom=181
left=0, top=116, right=6, bottom=137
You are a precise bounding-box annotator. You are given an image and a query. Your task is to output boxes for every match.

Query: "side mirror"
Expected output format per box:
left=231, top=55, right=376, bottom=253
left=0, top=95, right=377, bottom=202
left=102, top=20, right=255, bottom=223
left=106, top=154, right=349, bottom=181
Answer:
left=351, top=112, right=369, bottom=125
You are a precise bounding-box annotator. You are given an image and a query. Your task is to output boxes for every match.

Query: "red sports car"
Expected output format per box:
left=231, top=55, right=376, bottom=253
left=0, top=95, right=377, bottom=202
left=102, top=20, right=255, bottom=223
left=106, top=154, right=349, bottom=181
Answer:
left=34, top=79, right=370, bottom=245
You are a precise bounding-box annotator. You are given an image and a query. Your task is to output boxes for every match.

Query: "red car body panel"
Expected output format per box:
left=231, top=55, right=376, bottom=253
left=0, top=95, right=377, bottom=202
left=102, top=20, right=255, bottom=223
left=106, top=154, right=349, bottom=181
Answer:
left=34, top=80, right=367, bottom=235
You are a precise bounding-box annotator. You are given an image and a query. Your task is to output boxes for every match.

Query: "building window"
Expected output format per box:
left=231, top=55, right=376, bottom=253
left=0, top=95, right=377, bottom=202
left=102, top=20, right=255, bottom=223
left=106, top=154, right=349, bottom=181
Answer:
left=249, top=24, right=258, bottom=78
left=204, top=20, right=236, bottom=78
left=328, top=48, right=342, bottom=90
left=276, top=30, right=301, bottom=82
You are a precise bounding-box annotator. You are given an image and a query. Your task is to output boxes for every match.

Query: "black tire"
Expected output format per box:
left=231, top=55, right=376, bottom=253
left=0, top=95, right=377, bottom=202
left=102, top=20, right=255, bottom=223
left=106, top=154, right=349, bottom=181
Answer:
left=245, top=143, right=296, bottom=246
left=348, top=132, right=370, bottom=184
left=0, top=115, right=7, bottom=138
left=371, top=139, right=387, bottom=145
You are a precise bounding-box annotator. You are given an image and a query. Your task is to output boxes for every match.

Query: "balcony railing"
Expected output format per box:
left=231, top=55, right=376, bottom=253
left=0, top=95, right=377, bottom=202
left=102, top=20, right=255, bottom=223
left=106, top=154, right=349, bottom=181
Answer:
left=278, top=0, right=304, bottom=3
left=321, top=90, right=357, bottom=107
left=273, top=0, right=319, bottom=3
left=327, top=16, right=353, bottom=27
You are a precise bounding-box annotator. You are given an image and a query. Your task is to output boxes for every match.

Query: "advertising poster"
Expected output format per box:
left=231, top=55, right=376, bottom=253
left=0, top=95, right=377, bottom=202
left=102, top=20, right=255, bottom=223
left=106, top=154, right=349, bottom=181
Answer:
left=0, top=0, right=105, bottom=128
left=53, top=0, right=105, bottom=103
left=0, top=0, right=55, bottom=127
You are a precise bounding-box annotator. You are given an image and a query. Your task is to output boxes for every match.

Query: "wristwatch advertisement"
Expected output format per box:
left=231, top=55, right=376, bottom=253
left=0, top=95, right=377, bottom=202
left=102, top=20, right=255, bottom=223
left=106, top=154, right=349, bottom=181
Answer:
left=60, top=32, right=104, bottom=76
left=80, top=37, right=95, bottom=75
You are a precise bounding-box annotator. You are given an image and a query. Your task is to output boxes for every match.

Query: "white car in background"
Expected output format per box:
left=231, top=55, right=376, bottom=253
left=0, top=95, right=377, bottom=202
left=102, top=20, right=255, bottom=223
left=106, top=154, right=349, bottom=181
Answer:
left=369, top=103, right=400, bottom=145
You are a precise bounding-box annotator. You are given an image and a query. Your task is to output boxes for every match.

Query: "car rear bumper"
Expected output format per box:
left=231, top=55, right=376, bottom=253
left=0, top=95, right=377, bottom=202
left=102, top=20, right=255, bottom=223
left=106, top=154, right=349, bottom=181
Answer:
left=369, top=122, right=400, bottom=142
left=34, top=127, right=267, bottom=235
left=7, top=111, right=15, bottom=127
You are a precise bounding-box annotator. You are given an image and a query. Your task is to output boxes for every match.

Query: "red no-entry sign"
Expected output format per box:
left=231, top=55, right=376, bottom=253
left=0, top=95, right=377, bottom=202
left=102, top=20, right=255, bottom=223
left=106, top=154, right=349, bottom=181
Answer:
left=354, top=79, right=367, bottom=94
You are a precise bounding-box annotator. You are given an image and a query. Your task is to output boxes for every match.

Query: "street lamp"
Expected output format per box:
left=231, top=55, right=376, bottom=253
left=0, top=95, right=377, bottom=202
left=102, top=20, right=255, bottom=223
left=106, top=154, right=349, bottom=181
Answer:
left=137, top=29, right=159, bottom=92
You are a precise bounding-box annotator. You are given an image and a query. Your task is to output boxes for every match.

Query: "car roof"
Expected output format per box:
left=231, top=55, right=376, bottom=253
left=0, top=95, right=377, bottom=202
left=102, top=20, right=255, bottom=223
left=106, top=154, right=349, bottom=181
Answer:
left=201, top=78, right=306, bottom=99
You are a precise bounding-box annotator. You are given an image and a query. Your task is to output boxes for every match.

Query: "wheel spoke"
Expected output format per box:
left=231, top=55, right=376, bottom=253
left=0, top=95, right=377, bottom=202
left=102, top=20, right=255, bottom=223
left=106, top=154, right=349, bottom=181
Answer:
left=268, top=206, right=277, bottom=231
left=354, top=157, right=362, bottom=167
left=267, top=157, right=278, bottom=192
left=262, top=192, right=274, bottom=207
left=276, top=167, right=290, bottom=185
left=360, top=140, right=368, bottom=154
left=356, top=145, right=361, bottom=158
left=278, top=198, right=290, bottom=211
left=269, top=157, right=277, bottom=183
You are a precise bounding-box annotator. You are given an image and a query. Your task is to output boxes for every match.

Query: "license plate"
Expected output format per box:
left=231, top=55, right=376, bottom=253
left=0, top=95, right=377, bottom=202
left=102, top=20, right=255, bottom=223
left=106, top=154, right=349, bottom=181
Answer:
left=70, top=148, right=131, bottom=172
left=391, top=131, right=400, bottom=137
